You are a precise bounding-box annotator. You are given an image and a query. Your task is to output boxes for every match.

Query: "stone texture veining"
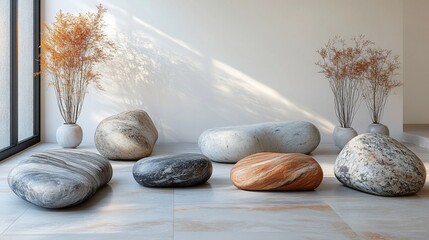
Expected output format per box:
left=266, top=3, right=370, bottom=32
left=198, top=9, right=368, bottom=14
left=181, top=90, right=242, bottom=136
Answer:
left=230, top=152, right=323, bottom=191
left=94, top=110, right=158, bottom=160
left=198, top=121, right=320, bottom=163
left=133, top=153, right=213, bottom=187
left=8, top=149, right=113, bottom=208
left=334, top=133, right=426, bottom=196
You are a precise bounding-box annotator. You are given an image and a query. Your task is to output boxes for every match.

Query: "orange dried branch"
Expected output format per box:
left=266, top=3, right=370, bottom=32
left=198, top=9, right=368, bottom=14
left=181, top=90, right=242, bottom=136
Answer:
left=316, top=35, right=371, bottom=128
left=362, top=48, right=401, bottom=123
left=36, top=4, right=115, bottom=124
left=316, top=36, right=402, bottom=126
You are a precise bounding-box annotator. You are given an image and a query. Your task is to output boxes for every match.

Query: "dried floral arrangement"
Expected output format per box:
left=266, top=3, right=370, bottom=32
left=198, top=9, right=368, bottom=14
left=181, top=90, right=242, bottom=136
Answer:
left=38, top=5, right=115, bottom=124
left=362, top=48, right=401, bottom=124
left=316, top=36, right=372, bottom=128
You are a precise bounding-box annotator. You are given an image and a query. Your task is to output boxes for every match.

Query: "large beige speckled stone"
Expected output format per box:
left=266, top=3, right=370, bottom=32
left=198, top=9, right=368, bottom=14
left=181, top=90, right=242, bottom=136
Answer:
left=94, top=110, right=158, bottom=160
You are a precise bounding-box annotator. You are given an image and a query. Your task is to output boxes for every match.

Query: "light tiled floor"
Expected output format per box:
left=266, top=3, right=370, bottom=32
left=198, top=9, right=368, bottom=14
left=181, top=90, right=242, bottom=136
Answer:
left=403, top=124, right=429, bottom=149
left=0, top=143, right=429, bottom=240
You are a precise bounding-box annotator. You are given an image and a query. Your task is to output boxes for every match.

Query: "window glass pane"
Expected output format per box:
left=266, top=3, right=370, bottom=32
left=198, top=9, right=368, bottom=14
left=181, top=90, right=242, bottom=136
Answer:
left=18, top=0, right=34, bottom=141
left=0, top=1, right=10, bottom=149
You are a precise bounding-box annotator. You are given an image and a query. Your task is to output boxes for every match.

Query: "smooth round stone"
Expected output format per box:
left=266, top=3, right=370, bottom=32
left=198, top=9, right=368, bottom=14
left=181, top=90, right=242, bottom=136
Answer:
left=198, top=121, right=320, bottom=163
left=95, top=110, right=158, bottom=160
left=133, top=153, right=213, bottom=187
left=231, top=152, right=323, bottom=191
left=8, top=149, right=113, bottom=208
left=334, top=133, right=426, bottom=196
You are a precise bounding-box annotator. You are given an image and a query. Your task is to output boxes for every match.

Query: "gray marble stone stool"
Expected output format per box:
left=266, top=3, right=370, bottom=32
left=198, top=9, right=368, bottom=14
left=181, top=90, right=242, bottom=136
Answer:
left=8, top=149, right=113, bottom=208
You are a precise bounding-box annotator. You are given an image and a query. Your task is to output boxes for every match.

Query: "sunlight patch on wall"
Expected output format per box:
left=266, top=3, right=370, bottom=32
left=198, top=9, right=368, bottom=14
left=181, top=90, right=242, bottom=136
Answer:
left=212, top=59, right=335, bottom=133
left=82, top=8, right=337, bottom=142
left=132, top=16, right=202, bottom=58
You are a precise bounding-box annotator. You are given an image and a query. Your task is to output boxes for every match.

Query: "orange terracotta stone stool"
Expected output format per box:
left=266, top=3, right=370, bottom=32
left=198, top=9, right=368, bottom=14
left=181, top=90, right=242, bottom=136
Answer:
left=230, top=152, right=323, bottom=191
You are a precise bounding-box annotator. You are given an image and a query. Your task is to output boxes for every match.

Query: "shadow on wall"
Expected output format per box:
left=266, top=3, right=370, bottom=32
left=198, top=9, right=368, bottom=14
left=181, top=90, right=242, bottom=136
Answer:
left=90, top=2, right=335, bottom=143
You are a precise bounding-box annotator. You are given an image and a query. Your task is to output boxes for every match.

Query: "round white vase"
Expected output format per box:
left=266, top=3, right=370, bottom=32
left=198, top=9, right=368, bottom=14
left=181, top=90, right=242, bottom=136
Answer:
left=333, top=126, right=358, bottom=150
left=56, top=123, right=83, bottom=148
left=367, top=123, right=389, bottom=136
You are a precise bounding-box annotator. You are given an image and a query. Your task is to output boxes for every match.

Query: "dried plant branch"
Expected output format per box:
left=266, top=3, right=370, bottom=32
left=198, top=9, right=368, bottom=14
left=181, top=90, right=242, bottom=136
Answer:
left=362, top=48, right=401, bottom=124
left=36, top=4, right=115, bottom=124
left=316, top=36, right=372, bottom=128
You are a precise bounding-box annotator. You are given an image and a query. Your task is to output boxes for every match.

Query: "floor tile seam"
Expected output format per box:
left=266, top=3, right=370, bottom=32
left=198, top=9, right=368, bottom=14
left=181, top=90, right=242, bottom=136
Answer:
left=320, top=198, right=362, bottom=239
left=1, top=204, right=32, bottom=235
left=173, top=188, right=176, bottom=240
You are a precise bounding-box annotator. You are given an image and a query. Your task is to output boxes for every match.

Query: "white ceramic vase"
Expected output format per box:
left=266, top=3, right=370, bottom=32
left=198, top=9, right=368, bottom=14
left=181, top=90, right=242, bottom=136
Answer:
left=333, top=126, right=358, bottom=150
left=56, top=123, right=83, bottom=148
left=367, top=123, right=389, bottom=136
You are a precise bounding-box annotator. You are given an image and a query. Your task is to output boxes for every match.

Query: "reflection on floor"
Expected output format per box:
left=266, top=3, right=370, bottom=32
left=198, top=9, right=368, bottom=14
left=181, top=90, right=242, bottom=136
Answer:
left=0, top=143, right=428, bottom=240
left=403, top=124, right=429, bottom=148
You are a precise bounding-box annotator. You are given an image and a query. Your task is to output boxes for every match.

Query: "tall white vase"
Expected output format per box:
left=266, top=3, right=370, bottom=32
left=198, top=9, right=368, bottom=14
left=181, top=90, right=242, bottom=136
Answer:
left=56, top=123, right=83, bottom=148
left=333, top=126, right=357, bottom=150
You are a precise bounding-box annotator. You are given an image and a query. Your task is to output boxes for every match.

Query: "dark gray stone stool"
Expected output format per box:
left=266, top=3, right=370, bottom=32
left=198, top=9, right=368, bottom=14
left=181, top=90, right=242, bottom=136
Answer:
left=133, top=153, right=212, bottom=187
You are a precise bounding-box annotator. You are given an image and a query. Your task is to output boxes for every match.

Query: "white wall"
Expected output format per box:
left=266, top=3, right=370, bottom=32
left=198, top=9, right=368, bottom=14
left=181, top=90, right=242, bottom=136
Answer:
left=41, top=0, right=404, bottom=144
left=404, top=0, right=429, bottom=124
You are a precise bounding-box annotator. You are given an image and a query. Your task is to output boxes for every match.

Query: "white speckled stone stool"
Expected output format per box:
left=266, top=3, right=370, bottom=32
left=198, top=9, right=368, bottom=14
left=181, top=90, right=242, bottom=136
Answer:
left=335, top=133, right=426, bottom=196
left=8, top=149, right=113, bottom=208
left=198, top=121, right=320, bottom=163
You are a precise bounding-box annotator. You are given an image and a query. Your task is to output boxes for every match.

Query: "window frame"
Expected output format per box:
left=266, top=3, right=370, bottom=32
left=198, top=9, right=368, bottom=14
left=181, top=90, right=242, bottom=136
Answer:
left=0, top=0, right=41, bottom=161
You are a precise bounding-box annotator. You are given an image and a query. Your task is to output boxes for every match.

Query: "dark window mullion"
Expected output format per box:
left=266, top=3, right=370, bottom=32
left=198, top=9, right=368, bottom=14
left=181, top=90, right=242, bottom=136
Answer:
left=33, top=0, right=40, bottom=137
left=10, top=0, right=18, bottom=146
